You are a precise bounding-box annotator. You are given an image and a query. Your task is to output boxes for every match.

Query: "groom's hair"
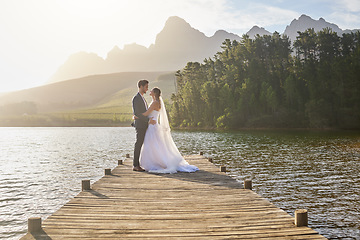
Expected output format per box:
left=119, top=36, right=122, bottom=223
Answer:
left=138, top=79, right=149, bottom=88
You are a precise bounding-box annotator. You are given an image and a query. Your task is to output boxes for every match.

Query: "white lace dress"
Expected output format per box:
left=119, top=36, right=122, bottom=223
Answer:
left=139, top=110, right=199, bottom=173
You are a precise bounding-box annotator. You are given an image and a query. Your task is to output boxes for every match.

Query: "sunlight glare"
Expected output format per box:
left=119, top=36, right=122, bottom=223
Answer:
left=54, top=0, right=121, bottom=20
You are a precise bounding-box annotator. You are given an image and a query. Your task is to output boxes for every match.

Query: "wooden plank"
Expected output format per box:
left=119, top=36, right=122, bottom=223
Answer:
left=20, top=155, right=326, bottom=240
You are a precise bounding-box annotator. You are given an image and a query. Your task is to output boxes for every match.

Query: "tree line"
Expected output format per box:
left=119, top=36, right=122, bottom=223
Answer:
left=170, top=28, right=360, bottom=129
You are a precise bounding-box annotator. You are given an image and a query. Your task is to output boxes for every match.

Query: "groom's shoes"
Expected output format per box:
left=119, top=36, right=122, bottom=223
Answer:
left=133, top=166, right=145, bottom=172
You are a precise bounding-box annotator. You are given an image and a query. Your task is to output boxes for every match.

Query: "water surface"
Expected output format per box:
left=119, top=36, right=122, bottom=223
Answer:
left=0, top=127, right=359, bottom=239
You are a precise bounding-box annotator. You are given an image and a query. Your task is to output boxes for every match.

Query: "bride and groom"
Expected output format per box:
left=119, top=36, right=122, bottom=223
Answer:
left=131, top=79, right=198, bottom=173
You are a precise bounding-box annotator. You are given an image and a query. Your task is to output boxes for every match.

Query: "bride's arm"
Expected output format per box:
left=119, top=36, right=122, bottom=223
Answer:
left=142, top=101, right=159, bottom=116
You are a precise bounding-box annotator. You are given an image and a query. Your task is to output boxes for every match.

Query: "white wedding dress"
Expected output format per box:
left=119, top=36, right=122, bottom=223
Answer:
left=139, top=98, right=199, bottom=174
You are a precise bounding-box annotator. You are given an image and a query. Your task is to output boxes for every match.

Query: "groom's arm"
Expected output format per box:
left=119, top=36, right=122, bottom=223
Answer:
left=132, top=96, right=149, bottom=122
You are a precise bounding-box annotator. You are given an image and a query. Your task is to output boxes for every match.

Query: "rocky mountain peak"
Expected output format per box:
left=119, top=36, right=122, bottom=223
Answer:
left=246, top=26, right=272, bottom=39
left=153, top=16, right=207, bottom=52
left=284, top=14, right=343, bottom=42
left=163, top=16, right=192, bottom=30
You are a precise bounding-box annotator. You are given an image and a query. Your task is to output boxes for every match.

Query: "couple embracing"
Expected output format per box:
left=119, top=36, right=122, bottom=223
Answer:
left=131, top=79, right=198, bottom=173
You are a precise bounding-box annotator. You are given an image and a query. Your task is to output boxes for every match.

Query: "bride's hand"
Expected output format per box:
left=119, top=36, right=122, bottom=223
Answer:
left=149, top=117, right=156, bottom=125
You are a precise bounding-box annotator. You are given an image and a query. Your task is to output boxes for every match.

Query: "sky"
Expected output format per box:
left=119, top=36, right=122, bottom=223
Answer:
left=0, top=0, right=359, bottom=93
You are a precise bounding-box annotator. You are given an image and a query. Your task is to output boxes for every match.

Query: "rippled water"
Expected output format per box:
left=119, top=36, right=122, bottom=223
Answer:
left=175, top=130, right=360, bottom=240
left=1, top=127, right=359, bottom=239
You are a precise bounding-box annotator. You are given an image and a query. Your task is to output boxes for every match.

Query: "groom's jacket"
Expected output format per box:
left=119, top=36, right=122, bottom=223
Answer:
left=132, top=92, right=149, bottom=129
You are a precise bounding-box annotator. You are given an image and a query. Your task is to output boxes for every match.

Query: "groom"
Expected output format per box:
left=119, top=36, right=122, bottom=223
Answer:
left=132, top=79, right=155, bottom=171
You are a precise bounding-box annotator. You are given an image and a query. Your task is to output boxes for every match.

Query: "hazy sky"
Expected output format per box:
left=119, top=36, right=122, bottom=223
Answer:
left=0, top=0, right=359, bottom=93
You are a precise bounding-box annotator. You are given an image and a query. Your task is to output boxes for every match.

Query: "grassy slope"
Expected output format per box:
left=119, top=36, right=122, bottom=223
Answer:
left=0, top=71, right=177, bottom=126
left=50, top=72, right=177, bottom=124
left=0, top=72, right=169, bottom=112
left=73, top=72, right=176, bottom=113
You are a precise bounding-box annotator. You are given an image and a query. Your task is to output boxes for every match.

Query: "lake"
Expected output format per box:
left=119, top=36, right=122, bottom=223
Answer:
left=0, top=127, right=359, bottom=239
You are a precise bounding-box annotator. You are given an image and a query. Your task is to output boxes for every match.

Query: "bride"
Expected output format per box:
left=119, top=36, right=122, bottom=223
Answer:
left=137, top=87, right=198, bottom=174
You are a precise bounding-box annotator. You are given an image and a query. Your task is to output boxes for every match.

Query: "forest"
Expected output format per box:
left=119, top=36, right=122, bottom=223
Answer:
left=169, top=28, right=360, bottom=129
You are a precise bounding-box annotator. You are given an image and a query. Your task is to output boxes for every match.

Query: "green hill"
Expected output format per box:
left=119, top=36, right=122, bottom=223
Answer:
left=93, top=72, right=176, bottom=111
left=59, top=72, right=177, bottom=121
left=0, top=71, right=177, bottom=126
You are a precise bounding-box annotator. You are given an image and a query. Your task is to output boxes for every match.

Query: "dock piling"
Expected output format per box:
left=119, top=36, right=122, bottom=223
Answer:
left=220, top=166, right=226, bottom=172
left=208, top=157, right=213, bottom=163
left=118, top=160, right=123, bottom=165
left=105, top=169, right=111, bottom=175
left=244, top=180, right=252, bottom=190
left=126, top=154, right=130, bottom=158
left=28, top=217, right=41, bottom=233
left=295, top=209, right=308, bottom=227
left=81, top=180, right=91, bottom=191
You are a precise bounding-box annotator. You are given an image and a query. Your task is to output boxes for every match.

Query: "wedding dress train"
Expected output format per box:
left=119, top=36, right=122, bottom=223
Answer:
left=139, top=98, right=198, bottom=174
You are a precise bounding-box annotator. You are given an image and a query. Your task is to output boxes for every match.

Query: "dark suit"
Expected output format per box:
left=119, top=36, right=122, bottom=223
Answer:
left=132, top=92, right=149, bottom=167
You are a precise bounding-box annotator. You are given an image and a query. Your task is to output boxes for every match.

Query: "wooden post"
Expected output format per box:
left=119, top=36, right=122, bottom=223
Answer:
left=28, top=217, right=42, bottom=233
left=295, top=209, right=308, bottom=227
left=199, top=151, right=203, bottom=155
left=126, top=154, right=130, bottom=158
left=244, top=180, right=252, bottom=190
left=105, top=169, right=111, bottom=175
left=220, top=166, right=226, bottom=172
left=82, top=180, right=91, bottom=191
left=118, top=159, right=123, bottom=165
left=208, top=157, right=213, bottom=163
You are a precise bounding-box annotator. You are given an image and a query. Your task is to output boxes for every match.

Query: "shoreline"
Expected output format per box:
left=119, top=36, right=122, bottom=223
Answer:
left=1, top=123, right=359, bottom=132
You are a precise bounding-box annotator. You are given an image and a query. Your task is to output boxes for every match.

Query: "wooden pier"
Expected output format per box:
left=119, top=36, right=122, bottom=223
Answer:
left=21, top=155, right=326, bottom=239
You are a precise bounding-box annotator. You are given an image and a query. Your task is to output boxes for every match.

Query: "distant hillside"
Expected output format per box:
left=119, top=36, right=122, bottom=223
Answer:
left=0, top=72, right=170, bottom=113
left=48, top=16, right=241, bottom=83
left=91, top=72, right=176, bottom=113
left=284, top=14, right=360, bottom=42
left=48, top=52, right=108, bottom=83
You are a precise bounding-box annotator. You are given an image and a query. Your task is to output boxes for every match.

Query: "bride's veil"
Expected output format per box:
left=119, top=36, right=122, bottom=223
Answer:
left=159, top=96, right=170, bottom=131
left=158, top=96, right=189, bottom=166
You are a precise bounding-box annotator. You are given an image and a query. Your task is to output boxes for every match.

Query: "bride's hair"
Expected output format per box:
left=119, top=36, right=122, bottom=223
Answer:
left=152, top=87, right=161, bottom=108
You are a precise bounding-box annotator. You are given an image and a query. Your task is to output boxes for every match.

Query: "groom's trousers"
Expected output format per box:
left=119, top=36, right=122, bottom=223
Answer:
left=133, top=127, right=147, bottom=167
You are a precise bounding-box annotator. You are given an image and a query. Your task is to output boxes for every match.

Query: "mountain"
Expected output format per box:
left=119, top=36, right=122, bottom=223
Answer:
left=246, top=26, right=272, bottom=39
left=283, top=14, right=359, bottom=42
left=245, top=15, right=359, bottom=42
left=48, top=15, right=359, bottom=84
left=48, top=16, right=241, bottom=84
left=48, top=52, right=107, bottom=83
